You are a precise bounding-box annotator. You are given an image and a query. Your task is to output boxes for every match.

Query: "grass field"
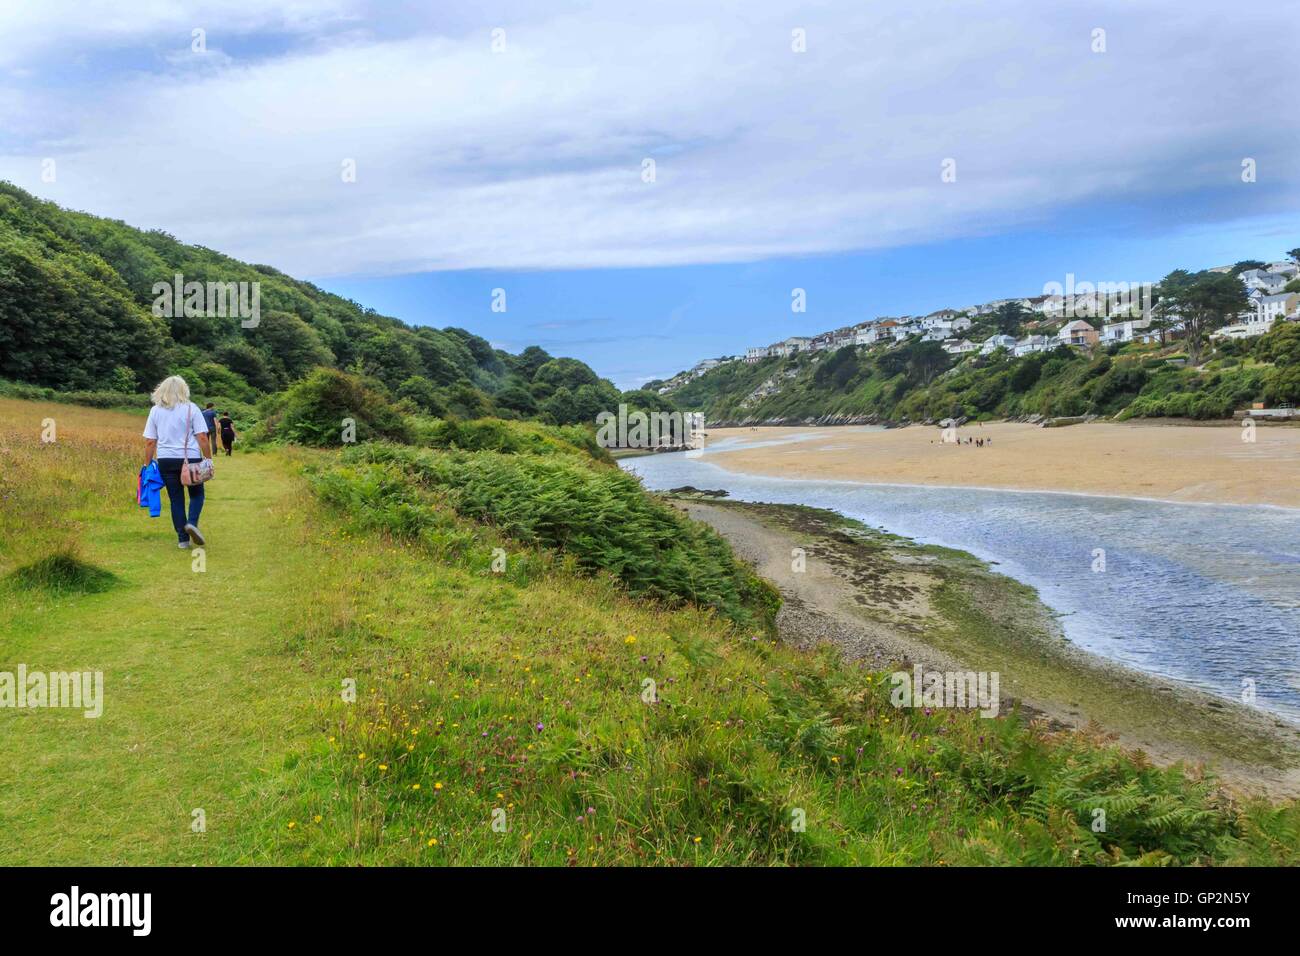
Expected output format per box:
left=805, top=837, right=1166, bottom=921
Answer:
left=2, top=397, right=1298, bottom=865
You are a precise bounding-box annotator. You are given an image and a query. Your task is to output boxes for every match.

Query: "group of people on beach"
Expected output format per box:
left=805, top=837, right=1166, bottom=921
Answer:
left=140, top=375, right=237, bottom=550
left=932, top=435, right=993, bottom=447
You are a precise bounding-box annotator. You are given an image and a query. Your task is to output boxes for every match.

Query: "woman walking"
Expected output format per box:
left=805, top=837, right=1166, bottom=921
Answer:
left=217, top=411, right=236, bottom=456
left=142, top=375, right=213, bottom=549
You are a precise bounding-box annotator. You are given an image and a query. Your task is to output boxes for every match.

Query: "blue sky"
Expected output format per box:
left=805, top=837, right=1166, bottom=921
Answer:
left=320, top=205, right=1299, bottom=388
left=2, top=0, right=1296, bottom=388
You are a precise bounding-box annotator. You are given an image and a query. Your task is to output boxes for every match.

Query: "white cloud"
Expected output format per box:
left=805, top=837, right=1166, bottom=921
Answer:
left=0, top=0, right=360, bottom=66
left=0, top=0, right=1296, bottom=277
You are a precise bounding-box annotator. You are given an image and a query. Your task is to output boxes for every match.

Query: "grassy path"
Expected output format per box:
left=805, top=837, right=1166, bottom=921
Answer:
left=0, top=451, right=321, bottom=864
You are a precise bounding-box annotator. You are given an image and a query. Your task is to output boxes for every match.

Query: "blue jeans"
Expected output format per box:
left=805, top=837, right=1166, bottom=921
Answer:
left=157, top=458, right=205, bottom=542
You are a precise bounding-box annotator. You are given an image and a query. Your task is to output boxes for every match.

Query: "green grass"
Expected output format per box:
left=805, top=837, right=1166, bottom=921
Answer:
left=2, top=398, right=1298, bottom=865
left=320, top=442, right=779, bottom=630
left=6, top=551, right=117, bottom=594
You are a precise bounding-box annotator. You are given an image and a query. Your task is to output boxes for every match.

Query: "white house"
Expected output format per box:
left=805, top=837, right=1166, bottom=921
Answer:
left=1013, top=335, right=1052, bottom=357
left=891, top=319, right=921, bottom=342
left=1256, top=292, right=1299, bottom=325
left=943, top=338, right=978, bottom=356
left=980, top=334, right=1017, bottom=355
left=744, top=346, right=771, bottom=363
left=1214, top=315, right=1274, bottom=340
left=1240, top=269, right=1287, bottom=294
left=768, top=336, right=812, bottom=358
left=1267, top=261, right=1298, bottom=278
left=921, top=310, right=961, bottom=329
left=1101, top=317, right=1156, bottom=344
left=830, top=327, right=857, bottom=348
left=1058, top=320, right=1099, bottom=348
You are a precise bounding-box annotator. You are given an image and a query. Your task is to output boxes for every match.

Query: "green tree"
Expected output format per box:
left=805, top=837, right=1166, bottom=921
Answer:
left=513, top=345, right=554, bottom=380
left=1156, top=270, right=1249, bottom=366
left=540, top=386, right=580, bottom=425
left=214, top=341, right=278, bottom=392
left=906, top=340, right=952, bottom=386
left=532, top=357, right=604, bottom=400
left=992, top=302, right=1029, bottom=336
left=494, top=384, right=539, bottom=416
left=246, top=309, right=335, bottom=386
left=396, top=375, right=447, bottom=415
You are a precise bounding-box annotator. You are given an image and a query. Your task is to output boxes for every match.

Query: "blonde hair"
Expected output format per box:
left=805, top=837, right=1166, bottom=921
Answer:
left=151, top=375, right=191, bottom=409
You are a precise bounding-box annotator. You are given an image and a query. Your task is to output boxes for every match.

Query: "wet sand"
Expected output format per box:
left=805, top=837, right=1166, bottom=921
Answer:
left=704, top=421, right=1300, bottom=509
left=679, top=497, right=1300, bottom=799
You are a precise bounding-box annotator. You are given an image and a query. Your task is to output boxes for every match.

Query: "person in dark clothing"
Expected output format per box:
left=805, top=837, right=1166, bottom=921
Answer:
left=218, top=412, right=236, bottom=456
left=201, top=402, right=218, bottom=439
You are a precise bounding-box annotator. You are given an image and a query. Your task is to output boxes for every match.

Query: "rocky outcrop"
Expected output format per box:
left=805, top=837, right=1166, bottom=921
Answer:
left=1040, top=414, right=1098, bottom=428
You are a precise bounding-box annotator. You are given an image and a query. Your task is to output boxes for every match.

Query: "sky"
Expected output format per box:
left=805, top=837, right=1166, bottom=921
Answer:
left=2, top=1, right=1297, bottom=388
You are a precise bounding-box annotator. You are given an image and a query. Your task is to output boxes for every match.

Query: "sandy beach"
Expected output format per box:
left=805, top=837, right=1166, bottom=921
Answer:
left=704, top=421, right=1300, bottom=509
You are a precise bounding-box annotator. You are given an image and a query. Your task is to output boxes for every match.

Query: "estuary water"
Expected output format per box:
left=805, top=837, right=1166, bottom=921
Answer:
left=621, top=435, right=1300, bottom=723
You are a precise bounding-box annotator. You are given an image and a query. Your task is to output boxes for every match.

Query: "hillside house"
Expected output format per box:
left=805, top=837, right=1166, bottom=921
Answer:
left=1058, top=320, right=1099, bottom=348
left=980, top=334, right=1017, bottom=355
left=1240, top=269, right=1287, bottom=294
left=1101, top=317, right=1157, bottom=344
left=1013, top=335, right=1052, bottom=356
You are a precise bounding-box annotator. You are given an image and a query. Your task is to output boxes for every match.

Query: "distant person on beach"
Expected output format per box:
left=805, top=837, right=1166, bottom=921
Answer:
left=218, top=411, right=236, bottom=456
left=142, top=375, right=212, bottom=550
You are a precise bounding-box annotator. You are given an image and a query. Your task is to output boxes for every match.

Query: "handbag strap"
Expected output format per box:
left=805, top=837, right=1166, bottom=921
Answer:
left=183, top=404, right=192, bottom=460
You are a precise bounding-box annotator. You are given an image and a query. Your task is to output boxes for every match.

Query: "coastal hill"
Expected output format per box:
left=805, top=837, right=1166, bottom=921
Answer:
left=0, top=181, right=661, bottom=428
left=655, top=261, right=1300, bottom=425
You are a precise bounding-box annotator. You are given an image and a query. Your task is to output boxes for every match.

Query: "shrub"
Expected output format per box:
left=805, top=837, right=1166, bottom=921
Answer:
left=0, top=378, right=150, bottom=410
left=254, top=368, right=410, bottom=446
left=408, top=416, right=611, bottom=462
left=336, top=443, right=779, bottom=629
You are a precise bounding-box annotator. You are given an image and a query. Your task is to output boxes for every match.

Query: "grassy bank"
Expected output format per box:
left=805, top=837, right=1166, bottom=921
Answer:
left=2, top=397, right=1298, bottom=865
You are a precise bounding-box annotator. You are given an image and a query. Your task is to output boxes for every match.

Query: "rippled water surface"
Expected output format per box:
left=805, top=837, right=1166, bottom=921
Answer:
left=622, top=437, right=1300, bottom=722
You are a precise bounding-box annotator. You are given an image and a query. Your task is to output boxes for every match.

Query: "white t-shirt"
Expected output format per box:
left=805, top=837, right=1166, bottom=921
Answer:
left=143, top=402, right=209, bottom=459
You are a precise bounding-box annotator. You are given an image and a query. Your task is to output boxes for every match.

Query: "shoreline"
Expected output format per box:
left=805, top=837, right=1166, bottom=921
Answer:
left=701, top=421, right=1300, bottom=509
left=676, top=495, right=1300, bottom=799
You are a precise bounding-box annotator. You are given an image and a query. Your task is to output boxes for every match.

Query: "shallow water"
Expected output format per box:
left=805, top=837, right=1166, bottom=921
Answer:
left=622, top=438, right=1300, bottom=723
